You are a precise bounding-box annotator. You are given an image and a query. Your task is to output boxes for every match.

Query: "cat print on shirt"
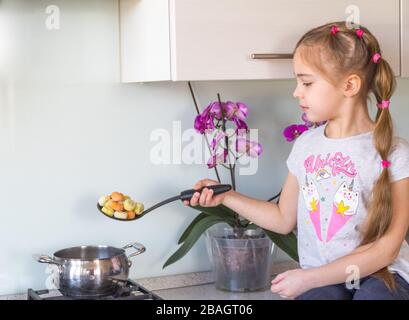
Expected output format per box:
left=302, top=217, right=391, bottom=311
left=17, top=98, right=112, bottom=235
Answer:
left=301, top=177, right=323, bottom=241
left=326, top=180, right=359, bottom=241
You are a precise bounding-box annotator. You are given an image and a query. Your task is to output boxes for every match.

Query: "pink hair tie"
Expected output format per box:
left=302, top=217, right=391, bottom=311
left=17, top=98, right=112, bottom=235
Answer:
left=377, top=100, right=390, bottom=109
left=331, top=25, right=339, bottom=35
left=381, top=160, right=391, bottom=169
left=372, top=52, right=382, bottom=63
left=356, top=28, right=364, bottom=39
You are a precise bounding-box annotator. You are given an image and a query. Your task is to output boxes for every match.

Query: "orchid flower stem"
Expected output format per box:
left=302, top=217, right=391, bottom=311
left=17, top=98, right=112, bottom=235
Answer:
left=217, top=93, right=239, bottom=227
left=188, top=81, right=221, bottom=183
left=228, top=148, right=236, bottom=161
left=217, top=93, right=236, bottom=191
left=227, top=149, right=245, bottom=164
left=227, top=132, right=236, bottom=139
left=188, top=81, right=201, bottom=115
left=236, top=153, right=246, bottom=160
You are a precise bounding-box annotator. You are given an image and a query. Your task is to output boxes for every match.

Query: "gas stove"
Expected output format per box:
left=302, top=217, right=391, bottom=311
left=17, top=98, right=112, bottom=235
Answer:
left=27, top=279, right=162, bottom=300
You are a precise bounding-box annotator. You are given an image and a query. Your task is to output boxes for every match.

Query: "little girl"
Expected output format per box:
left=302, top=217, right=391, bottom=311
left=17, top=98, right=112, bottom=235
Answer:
left=183, top=21, right=409, bottom=300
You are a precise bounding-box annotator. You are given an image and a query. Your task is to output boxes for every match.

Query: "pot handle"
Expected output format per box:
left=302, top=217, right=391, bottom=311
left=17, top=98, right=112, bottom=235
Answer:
left=33, top=254, right=62, bottom=266
left=123, top=242, right=146, bottom=267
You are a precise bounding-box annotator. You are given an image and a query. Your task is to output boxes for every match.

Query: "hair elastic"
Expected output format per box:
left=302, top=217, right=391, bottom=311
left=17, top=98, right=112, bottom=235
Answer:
left=356, top=28, right=364, bottom=39
left=381, top=160, right=391, bottom=169
left=331, top=25, right=339, bottom=35
left=377, top=100, right=390, bottom=109
left=372, top=53, right=382, bottom=64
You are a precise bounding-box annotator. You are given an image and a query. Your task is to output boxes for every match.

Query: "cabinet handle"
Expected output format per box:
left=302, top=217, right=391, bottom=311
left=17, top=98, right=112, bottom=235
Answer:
left=251, top=53, right=293, bottom=59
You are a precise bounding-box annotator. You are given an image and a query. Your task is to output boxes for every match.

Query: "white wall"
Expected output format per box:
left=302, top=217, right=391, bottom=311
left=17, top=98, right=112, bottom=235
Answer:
left=1, top=0, right=409, bottom=295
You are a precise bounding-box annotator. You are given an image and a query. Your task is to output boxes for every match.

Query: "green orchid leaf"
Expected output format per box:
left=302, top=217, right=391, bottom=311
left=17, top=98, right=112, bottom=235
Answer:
left=264, top=229, right=299, bottom=262
left=187, top=204, right=236, bottom=223
left=163, top=215, right=224, bottom=269
left=178, top=212, right=209, bottom=245
left=178, top=205, right=237, bottom=245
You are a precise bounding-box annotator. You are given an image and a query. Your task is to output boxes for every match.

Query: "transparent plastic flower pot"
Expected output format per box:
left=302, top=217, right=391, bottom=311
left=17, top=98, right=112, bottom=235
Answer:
left=205, top=223, right=275, bottom=292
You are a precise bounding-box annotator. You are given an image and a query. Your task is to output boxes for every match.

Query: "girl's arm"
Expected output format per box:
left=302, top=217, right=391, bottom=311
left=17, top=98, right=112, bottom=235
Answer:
left=306, top=178, right=409, bottom=288
left=222, top=172, right=299, bottom=234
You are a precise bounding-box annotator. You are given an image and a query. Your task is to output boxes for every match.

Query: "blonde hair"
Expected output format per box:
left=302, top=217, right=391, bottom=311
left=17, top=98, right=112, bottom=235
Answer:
left=294, top=21, right=397, bottom=291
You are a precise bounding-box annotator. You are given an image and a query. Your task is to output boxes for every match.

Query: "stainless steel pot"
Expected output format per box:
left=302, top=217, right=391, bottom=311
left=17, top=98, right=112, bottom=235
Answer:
left=35, top=242, right=145, bottom=297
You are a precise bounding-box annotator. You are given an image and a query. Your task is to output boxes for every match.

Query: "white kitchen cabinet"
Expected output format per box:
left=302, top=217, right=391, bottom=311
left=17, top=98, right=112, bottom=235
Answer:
left=402, top=0, right=409, bottom=77
left=119, top=0, right=401, bottom=82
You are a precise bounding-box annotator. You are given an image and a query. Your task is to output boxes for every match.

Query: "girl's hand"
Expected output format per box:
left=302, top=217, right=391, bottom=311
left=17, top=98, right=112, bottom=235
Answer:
left=270, top=268, right=315, bottom=299
left=183, top=179, right=226, bottom=208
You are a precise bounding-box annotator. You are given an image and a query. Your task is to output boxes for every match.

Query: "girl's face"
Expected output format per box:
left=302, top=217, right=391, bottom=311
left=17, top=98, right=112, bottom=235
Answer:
left=292, top=49, right=345, bottom=123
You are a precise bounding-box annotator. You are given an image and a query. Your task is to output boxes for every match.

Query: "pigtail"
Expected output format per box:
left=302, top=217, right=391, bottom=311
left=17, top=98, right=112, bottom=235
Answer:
left=360, top=53, right=397, bottom=291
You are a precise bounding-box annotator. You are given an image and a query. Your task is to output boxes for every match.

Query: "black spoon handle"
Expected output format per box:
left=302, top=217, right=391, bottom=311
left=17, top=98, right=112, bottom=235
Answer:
left=179, top=184, right=232, bottom=201
left=138, top=195, right=181, bottom=217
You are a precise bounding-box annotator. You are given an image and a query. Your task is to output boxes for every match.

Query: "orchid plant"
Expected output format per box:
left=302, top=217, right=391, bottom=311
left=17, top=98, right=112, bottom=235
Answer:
left=163, top=84, right=313, bottom=268
left=193, top=97, right=262, bottom=196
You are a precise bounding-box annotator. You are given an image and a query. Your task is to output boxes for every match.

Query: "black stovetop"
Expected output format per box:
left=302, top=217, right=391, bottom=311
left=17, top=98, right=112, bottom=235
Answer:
left=27, top=280, right=162, bottom=300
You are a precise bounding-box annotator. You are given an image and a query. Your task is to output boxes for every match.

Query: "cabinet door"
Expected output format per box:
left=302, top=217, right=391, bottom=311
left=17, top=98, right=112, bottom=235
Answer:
left=120, top=0, right=171, bottom=82
left=170, top=0, right=400, bottom=81
left=402, top=0, right=409, bottom=77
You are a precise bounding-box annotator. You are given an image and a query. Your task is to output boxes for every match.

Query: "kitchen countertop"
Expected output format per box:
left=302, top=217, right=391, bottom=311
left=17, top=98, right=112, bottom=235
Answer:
left=153, top=283, right=286, bottom=300
left=0, top=261, right=299, bottom=300
left=145, top=261, right=298, bottom=300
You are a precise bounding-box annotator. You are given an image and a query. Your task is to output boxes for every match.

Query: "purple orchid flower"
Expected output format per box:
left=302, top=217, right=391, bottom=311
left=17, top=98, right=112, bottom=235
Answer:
left=225, top=101, right=249, bottom=134
left=194, top=98, right=262, bottom=169
left=207, top=101, right=223, bottom=120
left=194, top=102, right=224, bottom=134
left=283, top=124, right=309, bottom=142
left=233, top=118, right=249, bottom=135
left=236, top=137, right=263, bottom=158
left=210, top=130, right=226, bottom=150
left=194, top=101, right=251, bottom=135
left=194, top=114, right=213, bottom=134
left=207, top=148, right=228, bottom=168
left=224, top=101, right=248, bottom=121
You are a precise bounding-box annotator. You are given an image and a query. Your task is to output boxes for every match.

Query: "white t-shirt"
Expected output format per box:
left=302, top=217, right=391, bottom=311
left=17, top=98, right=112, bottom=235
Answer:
left=286, top=122, right=409, bottom=283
